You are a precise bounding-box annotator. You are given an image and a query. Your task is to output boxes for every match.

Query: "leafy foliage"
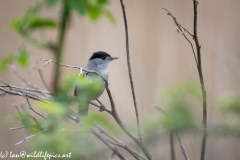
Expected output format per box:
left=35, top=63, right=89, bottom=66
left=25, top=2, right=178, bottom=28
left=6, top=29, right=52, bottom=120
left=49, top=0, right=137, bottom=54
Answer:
left=17, top=49, right=29, bottom=68
left=142, top=82, right=199, bottom=133
left=46, top=0, right=61, bottom=7
left=0, top=49, right=29, bottom=72
left=67, top=0, right=115, bottom=22
left=159, top=82, right=199, bottom=132
left=219, top=94, right=240, bottom=114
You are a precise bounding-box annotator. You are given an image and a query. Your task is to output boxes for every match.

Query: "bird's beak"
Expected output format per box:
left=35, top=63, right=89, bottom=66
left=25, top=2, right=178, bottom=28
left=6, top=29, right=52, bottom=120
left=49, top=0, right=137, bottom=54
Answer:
left=110, top=57, right=119, bottom=61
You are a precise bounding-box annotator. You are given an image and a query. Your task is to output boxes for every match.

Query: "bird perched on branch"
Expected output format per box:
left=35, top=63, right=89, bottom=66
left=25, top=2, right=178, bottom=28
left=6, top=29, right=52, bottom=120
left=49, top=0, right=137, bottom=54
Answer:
left=74, top=51, right=118, bottom=122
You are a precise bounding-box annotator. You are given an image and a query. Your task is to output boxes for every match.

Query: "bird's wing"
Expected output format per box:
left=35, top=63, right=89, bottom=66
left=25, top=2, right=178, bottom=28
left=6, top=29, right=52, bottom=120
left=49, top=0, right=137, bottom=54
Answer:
left=74, top=68, right=88, bottom=96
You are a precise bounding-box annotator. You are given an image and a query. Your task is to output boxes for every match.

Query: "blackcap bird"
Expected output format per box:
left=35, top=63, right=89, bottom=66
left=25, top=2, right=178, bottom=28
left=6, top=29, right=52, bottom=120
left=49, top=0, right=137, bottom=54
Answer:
left=74, top=51, right=118, bottom=121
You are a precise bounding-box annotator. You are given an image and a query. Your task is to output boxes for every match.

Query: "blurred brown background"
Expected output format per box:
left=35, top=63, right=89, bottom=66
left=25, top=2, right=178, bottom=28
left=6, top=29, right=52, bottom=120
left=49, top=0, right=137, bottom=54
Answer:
left=0, top=0, right=240, bottom=159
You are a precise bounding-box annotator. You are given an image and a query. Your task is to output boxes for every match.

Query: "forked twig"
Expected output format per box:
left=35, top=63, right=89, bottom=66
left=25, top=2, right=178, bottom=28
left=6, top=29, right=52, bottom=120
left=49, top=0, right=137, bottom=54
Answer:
left=162, top=8, right=198, bottom=66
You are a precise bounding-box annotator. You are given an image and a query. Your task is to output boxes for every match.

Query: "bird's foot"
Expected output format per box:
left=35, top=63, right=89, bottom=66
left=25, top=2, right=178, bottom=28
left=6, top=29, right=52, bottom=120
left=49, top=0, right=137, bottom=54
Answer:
left=99, top=105, right=105, bottom=112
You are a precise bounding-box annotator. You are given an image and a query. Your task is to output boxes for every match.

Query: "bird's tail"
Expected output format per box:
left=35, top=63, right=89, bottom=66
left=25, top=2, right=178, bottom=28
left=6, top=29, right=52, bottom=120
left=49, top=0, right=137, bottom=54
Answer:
left=76, top=100, right=89, bottom=123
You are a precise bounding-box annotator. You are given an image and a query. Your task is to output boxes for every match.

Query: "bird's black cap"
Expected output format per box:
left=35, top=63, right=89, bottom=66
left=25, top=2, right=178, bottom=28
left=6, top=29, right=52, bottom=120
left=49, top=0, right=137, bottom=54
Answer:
left=89, top=51, right=111, bottom=60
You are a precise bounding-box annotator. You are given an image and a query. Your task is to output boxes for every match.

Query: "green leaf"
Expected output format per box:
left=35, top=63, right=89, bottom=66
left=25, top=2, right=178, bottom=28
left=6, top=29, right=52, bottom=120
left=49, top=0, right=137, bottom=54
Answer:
left=10, top=18, right=24, bottom=35
left=17, top=49, right=29, bottom=68
left=69, top=0, right=86, bottom=16
left=46, top=0, right=60, bottom=7
left=98, top=0, right=108, bottom=4
left=219, top=95, right=240, bottom=114
left=38, top=101, right=66, bottom=117
left=88, top=7, right=101, bottom=20
left=104, top=10, right=115, bottom=24
left=161, top=104, right=196, bottom=132
left=28, top=17, right=58, bottom=30
left=0, top=55, right=15, bottom=72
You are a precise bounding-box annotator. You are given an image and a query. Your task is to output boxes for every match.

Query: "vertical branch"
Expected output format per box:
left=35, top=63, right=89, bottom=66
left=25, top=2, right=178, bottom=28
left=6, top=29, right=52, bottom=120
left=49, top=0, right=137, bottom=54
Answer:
left=192, top=1, right=208, bottom=160
left=170, top=131, right=175, bottom=160
left=52, top=0, right=70, bottom=93
left=119, top=0, right=141, bottom=139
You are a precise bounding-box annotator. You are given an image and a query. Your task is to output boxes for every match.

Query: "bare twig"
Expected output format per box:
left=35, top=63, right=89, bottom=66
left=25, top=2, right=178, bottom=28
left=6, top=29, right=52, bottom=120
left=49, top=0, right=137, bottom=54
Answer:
left=0, top=86, right=47, bottom=101
left=119, top=0, right=141, bottom=139
left=97, top=125, right=146, bottom=160
left=92, top=131, right=127, bottom=160
left=9, top=126, right=26, bottom=130
left=162, top=8, right=198, bottom=66
left=176, top=133, right=189, bottom=160
left=0, top=79, right=52, bottom=95
left=39, top=57, right=81, bottom=70
left=25, top=97, right=47, bottom=118
left=106, top=139, right=144, bottom=160
left=14, top=129, right=46, bottom=145
left=33, top=67, right=50, bottom=91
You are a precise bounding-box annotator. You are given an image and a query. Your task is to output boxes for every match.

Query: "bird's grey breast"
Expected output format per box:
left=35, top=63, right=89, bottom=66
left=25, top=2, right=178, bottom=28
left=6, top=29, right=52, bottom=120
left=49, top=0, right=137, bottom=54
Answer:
left=74, top=65, right=108, bottom=101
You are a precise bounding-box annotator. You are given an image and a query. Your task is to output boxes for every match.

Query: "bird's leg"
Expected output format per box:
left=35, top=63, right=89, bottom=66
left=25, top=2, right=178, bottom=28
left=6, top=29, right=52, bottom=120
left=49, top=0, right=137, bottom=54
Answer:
left=96, top=99, right=105, bottom=112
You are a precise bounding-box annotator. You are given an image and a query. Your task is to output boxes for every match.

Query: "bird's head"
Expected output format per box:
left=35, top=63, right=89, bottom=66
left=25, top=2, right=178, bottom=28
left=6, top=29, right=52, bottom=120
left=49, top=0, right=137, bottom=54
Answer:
left=88, top=51, right=118, bottom=69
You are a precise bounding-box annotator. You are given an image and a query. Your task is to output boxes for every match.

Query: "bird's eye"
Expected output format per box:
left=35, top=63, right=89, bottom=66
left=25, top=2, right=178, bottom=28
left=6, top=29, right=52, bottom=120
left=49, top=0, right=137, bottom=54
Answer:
left=102, top=57, right=106, bottom=60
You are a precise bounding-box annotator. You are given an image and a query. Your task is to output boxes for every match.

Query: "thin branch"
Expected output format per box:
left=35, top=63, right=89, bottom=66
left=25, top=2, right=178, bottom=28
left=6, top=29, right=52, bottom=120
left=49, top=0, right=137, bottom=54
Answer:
left=119, top=0, right=141, bottom=139
left=162, top=8, right=198, bottom=66
left=89, top=101, right=112, bottom=114
left=14, top=129, right=46, bottom=145
left=39, top=57, right=81, bottom=70
left=12, top=104, right=23, bottom=118
left=192, top=1, right=208, bottom=160
left=39, top=57, right=109, bottom=84
left=33, top=67, right=50, bottom=91
left=0, top=79, right=52, bottom=95
left=9, top=126, right=26, bottom=130
left=0, top=86, right=47, bottom=101
left=176, top=133, right=189, bottom=160
left=92, top=131, right=127, bottom=160
left=170, top=131, right=175, bottom=160
left=162, top=9, right=193, bottom=38
left=106, top=139, right=143, bottom=160
left=97, top=125, right=146, bottom=160
left=25, top=97, right=47, bottom=118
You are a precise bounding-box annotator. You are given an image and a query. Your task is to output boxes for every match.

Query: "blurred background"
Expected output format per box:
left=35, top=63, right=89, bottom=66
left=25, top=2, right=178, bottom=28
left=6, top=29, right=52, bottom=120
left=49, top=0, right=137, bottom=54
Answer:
left=0, top=0, right=240, bottom=159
